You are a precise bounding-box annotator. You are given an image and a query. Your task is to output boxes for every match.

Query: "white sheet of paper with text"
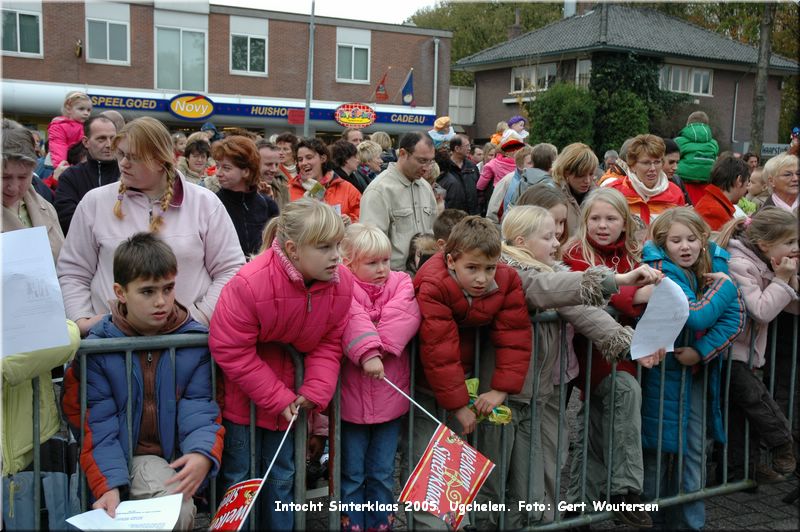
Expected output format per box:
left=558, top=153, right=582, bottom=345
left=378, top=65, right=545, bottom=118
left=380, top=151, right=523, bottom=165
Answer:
left=631, top=277, right=689, bottom=360
left=1, top=226, right=70, bottom=357
left=66, top=493, right=182, bottom=530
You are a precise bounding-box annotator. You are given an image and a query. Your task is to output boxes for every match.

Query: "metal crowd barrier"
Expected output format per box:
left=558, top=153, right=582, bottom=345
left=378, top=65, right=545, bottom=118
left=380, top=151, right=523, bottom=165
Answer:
left=16, top=311, right=799, bottom=530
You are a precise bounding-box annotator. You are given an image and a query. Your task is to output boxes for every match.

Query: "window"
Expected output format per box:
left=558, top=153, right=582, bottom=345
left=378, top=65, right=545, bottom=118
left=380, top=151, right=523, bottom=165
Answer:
left=510, top=63, right=557, bottom=93
left=660, top=64, right=712, bottom=96
left=576, top=59, right=591, bottom=89
left=2, top=9, right=41, bottom=56
left=156, top=27, right=206, bottom=91
left=87, top=19, right=128, bottom=63
left=336, top=27, right=370, bottom=84
left=231, top=35, right=266, bottom=74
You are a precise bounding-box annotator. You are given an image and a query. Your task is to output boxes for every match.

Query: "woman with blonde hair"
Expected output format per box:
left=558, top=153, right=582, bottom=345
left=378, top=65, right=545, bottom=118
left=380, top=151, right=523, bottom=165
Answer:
left=551, top=142, right=599, bottom=237
left=369, top=131, right=396, bottom=169
left=605, top=134, right=686, bottom=226
left=761, top=152, right=798, bottom=212
left=57, top=116, right=245, bottom=335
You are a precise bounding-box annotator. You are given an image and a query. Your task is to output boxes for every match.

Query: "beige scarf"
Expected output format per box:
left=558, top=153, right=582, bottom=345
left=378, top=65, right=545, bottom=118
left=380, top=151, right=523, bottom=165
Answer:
left=625, top=167, right=669, bottom=202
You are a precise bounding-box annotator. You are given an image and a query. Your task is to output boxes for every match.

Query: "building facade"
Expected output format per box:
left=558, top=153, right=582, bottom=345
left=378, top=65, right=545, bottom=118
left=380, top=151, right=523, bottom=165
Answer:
left=2, top=0, right=452, bottom=137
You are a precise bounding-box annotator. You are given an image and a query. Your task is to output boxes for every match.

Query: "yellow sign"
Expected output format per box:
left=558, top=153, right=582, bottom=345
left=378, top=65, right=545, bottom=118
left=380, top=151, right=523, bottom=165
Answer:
left=168, top=93, right=215, bottom=121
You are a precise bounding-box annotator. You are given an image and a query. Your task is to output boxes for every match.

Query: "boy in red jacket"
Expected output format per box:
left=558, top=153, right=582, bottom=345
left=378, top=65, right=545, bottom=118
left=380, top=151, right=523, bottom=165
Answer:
left=410, top=216, right=532, bottom=529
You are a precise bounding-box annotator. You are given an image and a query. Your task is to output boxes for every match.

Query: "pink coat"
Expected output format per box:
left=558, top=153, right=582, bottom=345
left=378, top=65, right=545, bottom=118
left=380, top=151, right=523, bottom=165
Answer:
left=727, top=239, right=799, bottom=367
left=209, top=239, right=354, bottom=431
left=341, top=272, right=421, bottom=424
left=48, top=116, right=84, bottom=168
left=476, top=154, right=517, bottom=191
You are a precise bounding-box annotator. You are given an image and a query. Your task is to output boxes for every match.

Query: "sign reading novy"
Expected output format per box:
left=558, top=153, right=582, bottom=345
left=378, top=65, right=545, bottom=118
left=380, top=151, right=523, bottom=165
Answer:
left=168, top=93, right=215, bottom=121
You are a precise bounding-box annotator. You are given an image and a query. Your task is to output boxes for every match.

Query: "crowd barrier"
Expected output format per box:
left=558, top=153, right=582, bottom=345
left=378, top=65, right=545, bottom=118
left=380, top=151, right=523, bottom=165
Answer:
left=19, top=311, right=798, bottom=530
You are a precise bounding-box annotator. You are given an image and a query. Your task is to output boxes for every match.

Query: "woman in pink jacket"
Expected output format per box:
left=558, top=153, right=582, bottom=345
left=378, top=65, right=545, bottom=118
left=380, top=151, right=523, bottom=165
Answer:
left=338, top=224, right=421, bottom=531
left=209, top=198, right=354, bottom=531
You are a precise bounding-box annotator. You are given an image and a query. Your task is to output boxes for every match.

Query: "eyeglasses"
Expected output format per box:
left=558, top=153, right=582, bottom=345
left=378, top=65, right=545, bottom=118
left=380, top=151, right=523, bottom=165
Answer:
left=115, top=149, right=142, bottom=164
left=636, top=159, right=663, bottom=169
left=413, top=156, right=434, bottom=166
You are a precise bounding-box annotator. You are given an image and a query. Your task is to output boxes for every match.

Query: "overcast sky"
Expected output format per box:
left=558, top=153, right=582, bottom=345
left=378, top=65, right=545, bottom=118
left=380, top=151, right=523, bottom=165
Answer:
left=212, top=0, right=440, bottom=25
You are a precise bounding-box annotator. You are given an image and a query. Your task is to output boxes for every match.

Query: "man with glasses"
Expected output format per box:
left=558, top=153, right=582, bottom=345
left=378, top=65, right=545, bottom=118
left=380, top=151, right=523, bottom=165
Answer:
left=54, top=115, right=119, bottom=234
left=361, top=131, right=438, bottom=270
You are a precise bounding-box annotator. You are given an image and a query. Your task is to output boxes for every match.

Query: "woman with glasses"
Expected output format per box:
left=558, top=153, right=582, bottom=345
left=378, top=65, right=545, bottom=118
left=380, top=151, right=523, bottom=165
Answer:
left=605, top=134, right=686, bottom=228
left=178, top=138, right=212, bottom=186
left=761, top=152, right=799, bottom=213
left=57, top=117, right=245, bottom=336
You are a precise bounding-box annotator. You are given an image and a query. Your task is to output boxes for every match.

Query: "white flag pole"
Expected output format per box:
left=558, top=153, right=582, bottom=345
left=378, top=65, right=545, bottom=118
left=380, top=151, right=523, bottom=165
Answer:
left=383, top=377, right=441, bottom=426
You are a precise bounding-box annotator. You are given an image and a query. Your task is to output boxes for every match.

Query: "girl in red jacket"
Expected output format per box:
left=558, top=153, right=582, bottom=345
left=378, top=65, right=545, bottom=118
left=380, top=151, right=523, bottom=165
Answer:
left=209, top=198, right=353, bottom=531
left=562, top=188, right=660, bottom=527
left=339, top=224, right=421, bottom=532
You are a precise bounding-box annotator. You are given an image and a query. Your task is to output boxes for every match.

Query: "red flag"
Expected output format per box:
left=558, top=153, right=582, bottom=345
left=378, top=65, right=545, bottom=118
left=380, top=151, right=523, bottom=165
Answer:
left=209, top=479, right=261, bottom=531
left=374, top=71, right=389, bottom=102
left=400, top=424, right=495, bottom=529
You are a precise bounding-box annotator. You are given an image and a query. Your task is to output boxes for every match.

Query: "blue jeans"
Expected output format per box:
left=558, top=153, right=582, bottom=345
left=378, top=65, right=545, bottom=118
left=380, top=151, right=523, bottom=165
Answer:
left=341, top=419, right=401, bottom=531
left=218, top=420, right=295, bottom=531
left=643, top=373, right=705, bottom=530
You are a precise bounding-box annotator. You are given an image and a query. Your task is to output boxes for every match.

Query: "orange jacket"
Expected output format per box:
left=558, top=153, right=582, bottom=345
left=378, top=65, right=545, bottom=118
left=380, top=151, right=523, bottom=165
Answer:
left=288, top=171, right=362, bottom=222
left=694, top=184, right=735, bottom=231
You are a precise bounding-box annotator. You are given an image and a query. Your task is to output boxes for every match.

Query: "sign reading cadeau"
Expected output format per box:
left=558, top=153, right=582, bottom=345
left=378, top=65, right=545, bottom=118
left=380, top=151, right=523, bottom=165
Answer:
left=168, top=93, right=215, bottom=121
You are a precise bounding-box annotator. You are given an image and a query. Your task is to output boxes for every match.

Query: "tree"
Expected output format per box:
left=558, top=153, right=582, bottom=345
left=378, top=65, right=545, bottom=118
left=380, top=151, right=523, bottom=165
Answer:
left=750, top=3, right=777, bottom=155
left=527, top=83, right=595, bottom=149
left=593, top=89, right=650, bottom=157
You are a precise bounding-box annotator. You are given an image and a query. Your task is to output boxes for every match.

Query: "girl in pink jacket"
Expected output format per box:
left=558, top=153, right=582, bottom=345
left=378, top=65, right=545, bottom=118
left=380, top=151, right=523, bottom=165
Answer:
left=339, top=224, right=421, bottom=532
left=48, top=91, right=92, bottom=169
left=209, top=198, right=353, bottom=531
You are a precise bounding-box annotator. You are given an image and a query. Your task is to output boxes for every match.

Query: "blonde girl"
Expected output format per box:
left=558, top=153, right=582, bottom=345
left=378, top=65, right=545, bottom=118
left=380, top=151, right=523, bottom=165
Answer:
left=211, top=198, right=353, bottom=530
left=48, top=90, right=92, bottom=168
left=551, top=143, right=598, bottom=237
left=474, top=205, right=660, bottom=529
left=57, top=117, right=245, bottom=334
left=641, top=207, right=745, bottom=529
left=715, top=208, right=798, bottom=481
left=338, top=224, right=421, bottom=531
left=562, top=188, right=661, bottom=527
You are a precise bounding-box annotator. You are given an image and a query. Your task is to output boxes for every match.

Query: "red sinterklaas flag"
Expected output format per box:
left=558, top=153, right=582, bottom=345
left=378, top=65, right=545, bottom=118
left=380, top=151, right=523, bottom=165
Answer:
left=374, top=71, right=389, bottom=102
left=209, top=479, right=261, bottom=531
left=400, top=424, right=495, bottom=529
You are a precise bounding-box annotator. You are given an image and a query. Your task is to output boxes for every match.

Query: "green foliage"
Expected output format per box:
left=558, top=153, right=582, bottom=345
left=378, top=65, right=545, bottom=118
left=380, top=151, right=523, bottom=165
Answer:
left=778, top=76, right=799, bottom=142
left=408, top=1, right=562, bottom=86
left=527, top=83, right=595, bottom=150
left=593, top=89, right=650, bottom=156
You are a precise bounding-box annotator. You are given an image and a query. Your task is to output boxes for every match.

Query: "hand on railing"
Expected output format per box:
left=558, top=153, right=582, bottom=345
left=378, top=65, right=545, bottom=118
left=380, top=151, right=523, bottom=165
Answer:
left=92, top=487, right=120, bottom=517
left=166, top=452, right=213, bottom=500
left=281, top=395, right=315, bottom=422
left=454, top=405, right=477, bottom=436
left=674, top=346, right=701, bottom=366
left=362, top=355, right=385, bottom=380
left=615, top=264, right=663, bottom=287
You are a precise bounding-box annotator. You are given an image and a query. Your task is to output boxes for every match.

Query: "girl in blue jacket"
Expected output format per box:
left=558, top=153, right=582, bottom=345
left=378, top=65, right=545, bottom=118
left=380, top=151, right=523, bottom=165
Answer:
left=641, top=207, right=744, bottom=530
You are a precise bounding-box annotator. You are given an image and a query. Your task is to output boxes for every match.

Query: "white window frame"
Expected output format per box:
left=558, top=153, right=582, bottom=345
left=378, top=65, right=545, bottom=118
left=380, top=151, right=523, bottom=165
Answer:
left=660, top=64, right=713, bottom=97
left=230, top=33, right=267, bottom=77
left=1, top=9, right=43, bottom=58
left=510, top=63, right=557, bottom=94
left=575, top=59, right=591, bottom=89
left=336, top=43, right=370, bottom=84
left=154, top=25, right=208, bottom=92
left=85, top=18, right=130, bottom=65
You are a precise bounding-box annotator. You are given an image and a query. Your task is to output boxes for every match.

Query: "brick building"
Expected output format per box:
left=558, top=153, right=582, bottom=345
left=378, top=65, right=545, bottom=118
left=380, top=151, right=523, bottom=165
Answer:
left=2, top=0, right=452, bottom=137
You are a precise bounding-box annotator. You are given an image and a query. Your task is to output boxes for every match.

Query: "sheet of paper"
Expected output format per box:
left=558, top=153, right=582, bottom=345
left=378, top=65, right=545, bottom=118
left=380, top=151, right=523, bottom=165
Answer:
left=1, top=226, right=70, bottom=357
left=631, top=277, right=689, bottom=360
left=66, top=493, right=182, bottom=530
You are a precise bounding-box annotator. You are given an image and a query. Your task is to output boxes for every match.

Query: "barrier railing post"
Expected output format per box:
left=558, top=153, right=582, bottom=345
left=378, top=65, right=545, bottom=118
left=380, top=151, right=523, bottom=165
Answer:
left=32, top=376, right=41, bottom=531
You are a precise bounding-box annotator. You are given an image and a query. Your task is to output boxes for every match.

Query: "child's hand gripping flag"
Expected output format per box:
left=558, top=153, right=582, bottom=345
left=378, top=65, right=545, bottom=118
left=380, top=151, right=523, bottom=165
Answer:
left=466, top=378, right=512, bottom=425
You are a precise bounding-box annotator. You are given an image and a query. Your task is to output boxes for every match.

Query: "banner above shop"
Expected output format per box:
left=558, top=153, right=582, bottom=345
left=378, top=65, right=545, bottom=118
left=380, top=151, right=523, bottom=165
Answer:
left=89, top=93, right=434, bottom=127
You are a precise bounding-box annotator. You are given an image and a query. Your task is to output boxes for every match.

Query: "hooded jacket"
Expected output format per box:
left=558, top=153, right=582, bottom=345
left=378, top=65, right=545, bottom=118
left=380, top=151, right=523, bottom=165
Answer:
left=694, top=184, right=735, bottom=231
left=340, top=272, right=421, bottom=424
left=606, top=173, right=686, bottom=225
left=57, top=171, right=245, bottom=327
left=640, top=241, right=745, bottom=453
left=288, top=171, right=361, bottom=222
left=47, top=116, right=84, bottom=168
left=61, top=309, right=224, bottom=500
left=209, top=239, right=354, bottom=431
left=413, top=251, right=532, bottom=410
left=675, top=123, right=720, bottom=184
left=476, top=153, right=516, bottom=191
left=727, top=238, right=799, bottom=368
left=2, top=321, right=80, bottom=476
left=438, top=158, right=480, bottom=215
left=54, top=156, right=120, bottom=234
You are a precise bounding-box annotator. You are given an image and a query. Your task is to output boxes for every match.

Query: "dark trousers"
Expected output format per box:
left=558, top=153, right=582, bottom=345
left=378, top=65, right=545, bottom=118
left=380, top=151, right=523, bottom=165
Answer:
left=763, top=311, right=799, bottom=432
left=727, top=361, right=792, bottom=478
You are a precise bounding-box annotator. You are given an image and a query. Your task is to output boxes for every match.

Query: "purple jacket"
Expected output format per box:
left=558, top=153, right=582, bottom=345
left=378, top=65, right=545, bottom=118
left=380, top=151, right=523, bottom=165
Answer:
left=341, top=272, right=421, bottom=424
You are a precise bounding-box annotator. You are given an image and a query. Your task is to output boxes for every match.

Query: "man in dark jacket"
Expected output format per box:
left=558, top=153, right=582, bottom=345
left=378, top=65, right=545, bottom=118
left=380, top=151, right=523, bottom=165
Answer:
left=54, top=116, right=119, bottom=234
left=437, top=134, right=480, bottom=214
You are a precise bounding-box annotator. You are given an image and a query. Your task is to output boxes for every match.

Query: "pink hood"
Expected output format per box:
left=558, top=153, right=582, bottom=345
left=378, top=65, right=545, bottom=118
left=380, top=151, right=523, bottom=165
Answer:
left=340, top=271, right=421, bottom=424
left=209, top=239, right=354, bottom=431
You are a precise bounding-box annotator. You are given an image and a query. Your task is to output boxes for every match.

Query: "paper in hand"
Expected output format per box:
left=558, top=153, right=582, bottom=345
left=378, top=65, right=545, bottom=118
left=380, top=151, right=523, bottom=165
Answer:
left=65, top=494, right=182, bottom=530
left=631, top=277, right=689, bottom=360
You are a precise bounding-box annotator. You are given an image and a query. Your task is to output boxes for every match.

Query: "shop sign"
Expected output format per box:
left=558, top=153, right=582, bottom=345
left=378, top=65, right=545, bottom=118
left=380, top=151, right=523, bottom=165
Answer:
left=334, top=103, right=376, bottom=128
left=168, top=93, right=215, bottom=121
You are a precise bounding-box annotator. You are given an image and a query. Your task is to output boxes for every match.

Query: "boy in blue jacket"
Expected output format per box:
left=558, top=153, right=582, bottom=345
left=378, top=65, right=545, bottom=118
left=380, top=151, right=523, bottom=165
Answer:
left=63, top=233, right=224, bottom=530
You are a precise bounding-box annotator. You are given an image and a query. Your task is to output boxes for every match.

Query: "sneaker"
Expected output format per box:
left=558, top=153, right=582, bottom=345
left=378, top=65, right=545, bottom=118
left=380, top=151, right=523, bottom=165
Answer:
left=611, top=493, right=653, bottom=529
left=772, top=442, right=796, bottom=475
left=755, top=462, right=787, bottom=484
